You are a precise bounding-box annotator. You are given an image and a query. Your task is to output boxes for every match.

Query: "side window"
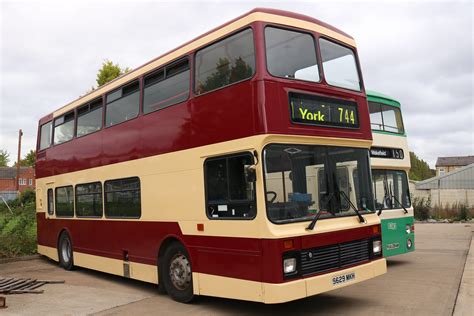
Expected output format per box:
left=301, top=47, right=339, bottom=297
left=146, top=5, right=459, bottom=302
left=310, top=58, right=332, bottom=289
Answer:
left=204, top=153, right=256, bottom=219
left=105, top=81, right=140, bottom=127
left=77, top=98, right=103, bottom=137
left=104, top=177, right=141, bottom=218
left=54, top=111, right=75, bottom=144
left=55, top=186, right=74, bottom=217
left=39, top=121, right=52, bottom=150
left=76, top=182, right=103, bottom=217
left=47, top=189, right=54, bottom=215
left=143, top=58, right=190, bottom=114
left=368, top=102, right=383, bottom=131
left=195, top=28, right=255, bottom=94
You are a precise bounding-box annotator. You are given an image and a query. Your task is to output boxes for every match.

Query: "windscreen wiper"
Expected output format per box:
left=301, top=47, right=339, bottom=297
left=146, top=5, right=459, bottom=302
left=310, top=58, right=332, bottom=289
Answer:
left=306, top=192, right=334, bottom=230
left=332, top=172, right=365, bottom=224
left=391, top=195, right=409, bottom=214
left=339, top=190, right=366, bottom=224
left=385, top=180, right=408, bottom=214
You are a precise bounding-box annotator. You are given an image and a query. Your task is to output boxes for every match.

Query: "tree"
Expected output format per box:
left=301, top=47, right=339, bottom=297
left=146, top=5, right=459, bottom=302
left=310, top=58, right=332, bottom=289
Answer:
left=15, top=149, right=36, bottom=167
left=96, top=60, right=131, bottom=87
left=409, top=152, right=435, bottom=181
left=0, top=149, right=10, bottom=167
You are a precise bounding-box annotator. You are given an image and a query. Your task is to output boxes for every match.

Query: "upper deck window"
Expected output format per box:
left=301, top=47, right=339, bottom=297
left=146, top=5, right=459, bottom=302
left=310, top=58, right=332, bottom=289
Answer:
left=106, top=81, right=140, bottom=127
left=39, top=121, right=52, bottom=150
left=319, top=38, right=360, bottom=91
left=54, top=111, right=75, bottom=145
left=369, top=101, right=405, bottom=134
left=143, top=58, right=190, bottom=114
left=195, top=28, right=255, bottom=95
left=77, top=98, right=103, bottom=137
left=265, top=27, right=320, bottom=82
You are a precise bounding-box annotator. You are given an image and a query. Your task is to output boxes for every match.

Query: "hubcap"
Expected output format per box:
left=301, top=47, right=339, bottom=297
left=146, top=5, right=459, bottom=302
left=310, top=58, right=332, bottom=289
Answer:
left=169, top=253, right=191, bottom=290
left=62, top=238, right=71, bottom=263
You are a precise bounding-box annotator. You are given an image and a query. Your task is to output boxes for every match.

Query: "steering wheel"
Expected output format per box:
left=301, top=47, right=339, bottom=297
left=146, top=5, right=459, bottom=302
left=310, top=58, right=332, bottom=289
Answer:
left=266, top=191, right=277, bottom=203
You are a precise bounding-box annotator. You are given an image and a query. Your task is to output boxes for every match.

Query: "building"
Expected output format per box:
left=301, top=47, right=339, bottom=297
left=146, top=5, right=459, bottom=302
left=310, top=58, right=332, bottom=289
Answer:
left=411, top=163, right=474, bottom=207
left=435, top=155, right=474, bottom=176
left=0, top=167, right=35, bottom=201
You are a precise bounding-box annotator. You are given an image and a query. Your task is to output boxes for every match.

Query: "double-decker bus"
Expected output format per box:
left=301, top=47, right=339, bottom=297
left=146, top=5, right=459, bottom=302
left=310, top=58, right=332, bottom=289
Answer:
left=36, top=8, right=386, bottom=304
left=367, top=90, right=414, bottom=257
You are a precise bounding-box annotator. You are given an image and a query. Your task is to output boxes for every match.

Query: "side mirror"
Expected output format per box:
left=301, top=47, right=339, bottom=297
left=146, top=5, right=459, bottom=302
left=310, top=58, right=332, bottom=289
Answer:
left=244, top=165, right=256, bottom=183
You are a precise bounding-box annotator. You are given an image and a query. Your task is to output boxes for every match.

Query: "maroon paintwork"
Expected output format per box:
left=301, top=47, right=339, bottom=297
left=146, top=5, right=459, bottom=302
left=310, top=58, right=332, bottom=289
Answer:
left=37, top=213, right=381, bottom=284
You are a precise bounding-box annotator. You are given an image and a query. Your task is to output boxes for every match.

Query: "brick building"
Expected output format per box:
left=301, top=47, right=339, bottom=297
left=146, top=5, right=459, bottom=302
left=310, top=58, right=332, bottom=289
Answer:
left=0, top=167, right=35, bottom=200
left=435, top=155, right=474, bottom=176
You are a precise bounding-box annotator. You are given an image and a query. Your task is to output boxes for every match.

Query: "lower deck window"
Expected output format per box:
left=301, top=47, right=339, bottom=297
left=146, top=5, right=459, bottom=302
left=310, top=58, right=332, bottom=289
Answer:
left=76, top=182, right=103, bottom=217
left=205, top=153, right=256, bottom=219
left=104, top=177, right=141, bottom=218
left=55, top=186, right=74, bottom=217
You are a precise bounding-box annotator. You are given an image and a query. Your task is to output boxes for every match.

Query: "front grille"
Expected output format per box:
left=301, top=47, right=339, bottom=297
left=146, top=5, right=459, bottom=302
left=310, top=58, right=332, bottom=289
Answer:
left=300, top=238, right=371, bottom=276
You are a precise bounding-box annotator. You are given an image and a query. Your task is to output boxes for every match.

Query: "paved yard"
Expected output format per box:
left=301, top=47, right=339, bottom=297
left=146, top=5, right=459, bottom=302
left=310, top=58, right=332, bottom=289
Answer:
left=0, top=223, right=472, bottom=315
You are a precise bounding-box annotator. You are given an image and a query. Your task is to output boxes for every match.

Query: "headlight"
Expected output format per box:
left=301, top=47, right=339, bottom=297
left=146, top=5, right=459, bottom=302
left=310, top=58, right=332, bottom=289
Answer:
left=407, top=238, right=412, bottom=249
left=373, top=240, right=382, bottom=255
left=283, top=258, right=297, bottom=274
left=406, top=224, right=411, bottom=234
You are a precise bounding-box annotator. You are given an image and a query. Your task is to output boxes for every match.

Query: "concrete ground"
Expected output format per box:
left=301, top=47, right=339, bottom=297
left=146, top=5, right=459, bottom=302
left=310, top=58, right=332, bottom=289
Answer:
left=0, top=223, right=472, bottom=316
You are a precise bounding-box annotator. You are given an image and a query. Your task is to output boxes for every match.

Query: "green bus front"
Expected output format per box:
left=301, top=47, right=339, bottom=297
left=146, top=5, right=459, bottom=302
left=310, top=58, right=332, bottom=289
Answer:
left=368, top=90, right=415, bottom=257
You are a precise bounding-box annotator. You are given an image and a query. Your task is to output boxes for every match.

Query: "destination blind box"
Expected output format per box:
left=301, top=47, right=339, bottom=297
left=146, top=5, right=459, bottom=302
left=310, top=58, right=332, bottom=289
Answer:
left=289, top=92, right=359, bottom=128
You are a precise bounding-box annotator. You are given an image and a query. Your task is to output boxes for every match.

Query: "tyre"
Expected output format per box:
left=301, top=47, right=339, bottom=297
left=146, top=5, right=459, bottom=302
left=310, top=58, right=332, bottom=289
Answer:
left=58, top=232, right=74, bottom=270
left=162, top=242, right=194, bottom=303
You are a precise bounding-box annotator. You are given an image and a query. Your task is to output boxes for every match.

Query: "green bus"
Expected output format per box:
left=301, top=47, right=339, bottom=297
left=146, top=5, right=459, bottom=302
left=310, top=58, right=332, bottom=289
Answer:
left=368, top=90, right=414, bottom=257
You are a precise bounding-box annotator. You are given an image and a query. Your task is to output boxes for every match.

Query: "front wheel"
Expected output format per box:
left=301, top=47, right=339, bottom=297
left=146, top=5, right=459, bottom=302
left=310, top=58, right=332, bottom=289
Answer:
left=162, top=242, right=194, bottom=303
left=58, top=232, right=74, bottom=270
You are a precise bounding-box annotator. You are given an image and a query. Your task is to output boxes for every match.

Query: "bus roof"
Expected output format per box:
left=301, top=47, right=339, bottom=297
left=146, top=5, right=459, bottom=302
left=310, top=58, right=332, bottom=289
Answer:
left=39, top=8, right=356, bottom=124
left=366, top=90, right=401, bottom=108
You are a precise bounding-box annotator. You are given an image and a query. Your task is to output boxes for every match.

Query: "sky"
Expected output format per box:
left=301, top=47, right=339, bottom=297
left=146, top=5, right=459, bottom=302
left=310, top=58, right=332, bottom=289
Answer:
left=0, top=0, right=473, bottom=168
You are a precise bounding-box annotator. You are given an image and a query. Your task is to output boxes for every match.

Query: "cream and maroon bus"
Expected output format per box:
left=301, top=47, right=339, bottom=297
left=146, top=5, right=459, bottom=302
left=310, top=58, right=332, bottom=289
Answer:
left=368, top=90, right=414, bottom=257
left=36, top=8, right=386, bottom=304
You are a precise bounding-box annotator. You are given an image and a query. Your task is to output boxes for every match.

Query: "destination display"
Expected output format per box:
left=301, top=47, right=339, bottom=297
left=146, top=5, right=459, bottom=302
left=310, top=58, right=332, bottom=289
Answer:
left=370, top=146, right=404, bottom=159
left=289, top=92, right=359, bottom=128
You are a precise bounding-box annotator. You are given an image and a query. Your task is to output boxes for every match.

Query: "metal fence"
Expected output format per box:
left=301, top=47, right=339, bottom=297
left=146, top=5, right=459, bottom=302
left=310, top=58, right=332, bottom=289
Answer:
left=0, top=191, right=18, bottom=201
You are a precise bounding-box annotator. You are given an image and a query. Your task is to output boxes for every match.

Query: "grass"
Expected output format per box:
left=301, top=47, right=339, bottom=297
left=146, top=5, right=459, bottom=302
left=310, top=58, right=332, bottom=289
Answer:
left=0, top=190, right=37, bottom=258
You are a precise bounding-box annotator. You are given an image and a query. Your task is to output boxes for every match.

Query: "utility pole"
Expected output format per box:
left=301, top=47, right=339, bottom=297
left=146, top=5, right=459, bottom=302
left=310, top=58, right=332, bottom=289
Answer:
left=15, top=129, right=23, bottom=192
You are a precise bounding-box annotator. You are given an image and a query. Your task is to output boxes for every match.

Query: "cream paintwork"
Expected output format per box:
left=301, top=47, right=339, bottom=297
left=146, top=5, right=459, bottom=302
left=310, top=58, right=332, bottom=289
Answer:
left=36, top=134, right=377, bottom=240
left=37, top=245, right=385, bottom=303
left=37, top=245, right=58, bottom=261
left=51, top=11, right=356, bottom=119
left=370, top=132, right=413, bottom=219
left=370, top=133, right=410, bottom=170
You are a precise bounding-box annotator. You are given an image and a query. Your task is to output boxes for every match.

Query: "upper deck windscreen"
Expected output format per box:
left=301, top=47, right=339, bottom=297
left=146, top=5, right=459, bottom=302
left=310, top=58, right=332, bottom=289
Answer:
left=369, top=101, right=405, bottom=135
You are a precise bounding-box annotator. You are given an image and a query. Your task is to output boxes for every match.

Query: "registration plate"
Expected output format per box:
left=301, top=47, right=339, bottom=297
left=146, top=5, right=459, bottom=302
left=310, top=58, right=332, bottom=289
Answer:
left=332, top=272, right=355, bottom=286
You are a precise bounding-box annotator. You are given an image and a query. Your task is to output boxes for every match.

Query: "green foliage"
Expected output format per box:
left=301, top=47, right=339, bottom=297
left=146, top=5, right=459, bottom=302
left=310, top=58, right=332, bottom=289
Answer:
left=0, top=193, right=37, bottom=258
left=22, top=150, right=36, bottom=167
left=409, top=152, right=435, bottom=181
left=13, top=149, right=36, bottom=167
left=413, top=195, right=431, bottom=220
left=20, top=188, right=36, bottom=205
left=0, top=149, right=10, bottom=167
left=458, top=204, right=469, bottom=221
left=96, top=60, right=130, bottom=87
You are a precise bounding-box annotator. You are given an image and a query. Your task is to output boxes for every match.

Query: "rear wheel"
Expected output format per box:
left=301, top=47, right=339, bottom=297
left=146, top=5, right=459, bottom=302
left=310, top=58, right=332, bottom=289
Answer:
left=58, top=232, right=74, bottom=270
left=162, top=242, right=194, bottom=303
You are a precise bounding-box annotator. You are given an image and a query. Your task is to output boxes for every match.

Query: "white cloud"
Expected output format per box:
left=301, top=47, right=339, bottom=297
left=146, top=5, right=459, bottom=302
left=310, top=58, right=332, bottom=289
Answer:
left=0, top=0, right=473, bottom=167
